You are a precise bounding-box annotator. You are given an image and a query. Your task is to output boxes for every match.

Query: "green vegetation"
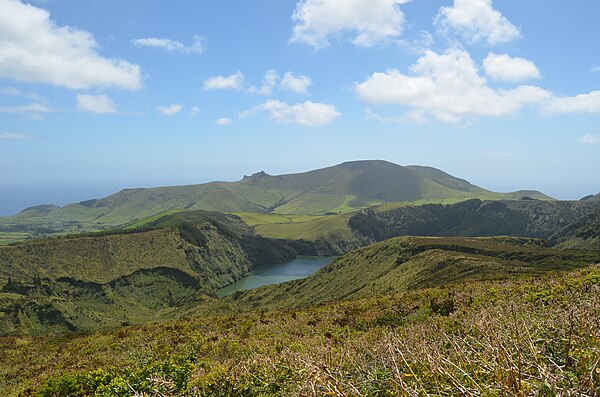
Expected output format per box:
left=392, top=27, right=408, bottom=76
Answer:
left=0, top=160, right=555, bottom=243
left=347, top=198, right=600, bottom=246
left=2, top=263, right=599, bottom=396
left=232, top=212, right=320, bottom=227
left=552, top=208, right=600, bottom=250
left=0, top=211, right=310, bottom=335
left=122, top=209, right=186, bottom=230
left=230, top=236, right=600, bottom=310
left=1, top=168, right=598, bottom=395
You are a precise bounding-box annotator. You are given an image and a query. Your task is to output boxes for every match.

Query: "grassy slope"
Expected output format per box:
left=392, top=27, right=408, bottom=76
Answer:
left=552, top=208, right=600, bottom=250
left=2, top=264, right=599, bottom=396
left=232, top=236, right=600, bottom=310
left=0, top=160, right=553, bottom=243
left=0, top=213, right=269, bottom=335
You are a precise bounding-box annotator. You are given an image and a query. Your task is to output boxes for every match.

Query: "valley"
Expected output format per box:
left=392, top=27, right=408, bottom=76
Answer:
left=0, top=160, right=599, bottom=396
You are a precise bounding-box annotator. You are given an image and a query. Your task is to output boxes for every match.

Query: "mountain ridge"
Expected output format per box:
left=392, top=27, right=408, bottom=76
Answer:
left=0, top=160, right=554, bottom=243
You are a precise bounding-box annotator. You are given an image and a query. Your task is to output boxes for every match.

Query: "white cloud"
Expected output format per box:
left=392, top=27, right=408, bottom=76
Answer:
left=0, top=0, right=141, bottom=90
left=0, top=103, right=53, bottom=114
left=281, top=72, right=312, bottom=94
left=77, top=94, right=117, bottom=114
left=544, top=92, right=600, bottom=115
left=578, top=134, right=600, bottom=144
left=132, top=36, right=205, bottom=54
left=248, top=69, right=279, bottom=95
left=592, top=66, right=600, bottom=73
left=202, top=71, right=244, bottom=91
left=247, top=70, right=313, bottom=95
left=291, top=0, right=410, bottom=49
left=357, top=47, right=600, bottom=122
left=356, top=48, right=549, bottom=122
left=483, top=53, right=541, bottom=82
left=0, top=132, right=33, bottom=140
left=241, top=99, right=341, bottom=126
left=189, top=106, right=201, bottom=116
left=435, top=0, right=520, bottom=46
left=215, top=117, right=233, bottom=125
left=157, top=104, right=183, bottom=117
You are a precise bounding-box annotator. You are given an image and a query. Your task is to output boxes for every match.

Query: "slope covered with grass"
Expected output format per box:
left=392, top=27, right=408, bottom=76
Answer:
left=2, top=263, right=599, bottom=396
left=0, top=160, right=553, bottom=243
left=0, top=211, right=305, bottom=335
left=231, top=236, right=600, bottom=310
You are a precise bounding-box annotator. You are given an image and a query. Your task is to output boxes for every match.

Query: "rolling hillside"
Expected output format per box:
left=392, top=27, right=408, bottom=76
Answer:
left=0, top=211, right=305, bottom=335
left=0, top=160, right=552, bottom=243
left=2, top=240, right=600, bottom=396
left=231, top=236, right=600, bottom=310
left=247, top=198, right=600, bottom=254
left=551, top=208, right=600, bottom=250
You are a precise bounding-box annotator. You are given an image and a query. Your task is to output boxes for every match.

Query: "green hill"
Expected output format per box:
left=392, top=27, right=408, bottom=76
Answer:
left=231, top=236, right=600, bottom=310
left=247, top=198, right=600, bottom=254
left=0, top=211, right=305, bottom=335
left=2, top=241, right=599, bottom=396
left=0, top=160, right=553, bottom=243
left=551, top=208, right=600, bottom=250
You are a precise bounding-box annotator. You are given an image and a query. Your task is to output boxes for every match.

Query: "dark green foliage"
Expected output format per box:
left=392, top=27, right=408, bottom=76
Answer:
left=36, top=357, right=193, bottom=397
left=0, top=211, right=314, bottom=335
left=348, top=209, right=389, bottom=241
left=348, top=199, right=600, bottom=246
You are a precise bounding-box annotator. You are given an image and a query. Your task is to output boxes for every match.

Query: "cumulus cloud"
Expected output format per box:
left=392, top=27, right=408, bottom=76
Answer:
left=132, top=36, right=205, bottom=54
left=281, top=72, right=312, bottom=94
left=0, top=132, right=34, bottom=140
left=483, top=53, right=541, bottom=82
left=157, top=104, right=183, bottom=116
left=544, top=92, right=600, bottom=115
left=202, top=71, right=244, bottom=91
left=578, top=134, right=600, bottom=144
left=215, top=117, right=233, bottom=125
left=355, top=48, right=549, bottom=122
left=248, top=70, right=313, bottom=95
left=248, top=69, right=279, bottom=95
left=291, top=0, right=410, bottom=49
left=241, top=100, right=341, bottom=126
left=435, top=0, right=520, bottom=46
left=0, top=0, right=141, bottom=90
left=77, top=94, right=117, bottom=114
left=356, top=47, right=600, bottom=122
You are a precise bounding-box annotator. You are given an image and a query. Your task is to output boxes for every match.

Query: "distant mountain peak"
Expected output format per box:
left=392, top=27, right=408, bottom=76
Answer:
left=243, top=171, right=270, bottom=179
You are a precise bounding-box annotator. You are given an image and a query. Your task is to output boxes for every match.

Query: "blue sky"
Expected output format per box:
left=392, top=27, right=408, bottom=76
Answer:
left=1, top=0, right=599, bottom=215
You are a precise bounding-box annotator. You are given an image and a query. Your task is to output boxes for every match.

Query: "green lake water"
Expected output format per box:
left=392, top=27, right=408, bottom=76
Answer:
left=216, top=256, right=336, bottom=297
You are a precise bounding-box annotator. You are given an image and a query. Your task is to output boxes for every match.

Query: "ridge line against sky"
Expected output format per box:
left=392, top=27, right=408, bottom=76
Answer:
left=0, top=0, right=599, bottom=215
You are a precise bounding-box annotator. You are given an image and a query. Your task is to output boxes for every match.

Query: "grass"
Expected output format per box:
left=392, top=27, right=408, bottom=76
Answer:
left=254, top=213, right=354, bottom=242
left=0, top=232, right=28, bottom=246
left=231, top=236, right=600, bottom=311
left=0, top=160, right=557, bottom=244
left=231, top=212, right=320, bottom=227
left=2, top=264, right=599, bottom=396
left=122, top=209, right=186, bottom=230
